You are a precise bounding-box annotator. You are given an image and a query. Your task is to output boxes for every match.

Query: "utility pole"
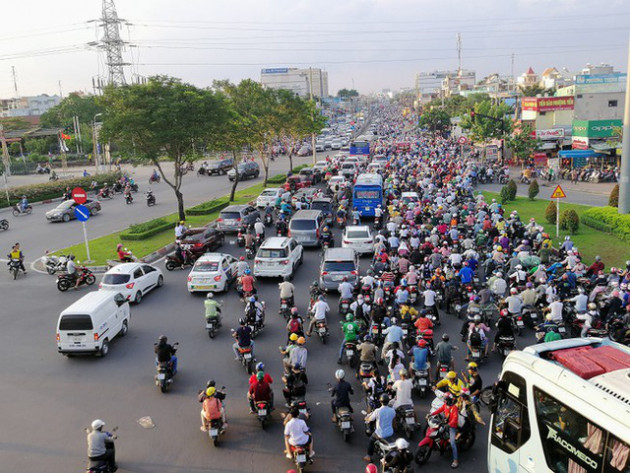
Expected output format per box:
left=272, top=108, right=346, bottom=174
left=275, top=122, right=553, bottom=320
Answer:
left=619, top=35, right=630, bottom=213
left=100, top=0, right=129, bottom=87
left=0, top=125, right=12, bottom=205
left=309, top=67, right=317, bottom=166
left=456, top=33, right=462, bottom=75
left=11, top=66, right=19, bottom=99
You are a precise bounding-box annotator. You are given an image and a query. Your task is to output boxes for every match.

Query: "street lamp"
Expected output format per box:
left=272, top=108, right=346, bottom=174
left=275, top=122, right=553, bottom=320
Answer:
left=92, top=113, right=102, bottom=172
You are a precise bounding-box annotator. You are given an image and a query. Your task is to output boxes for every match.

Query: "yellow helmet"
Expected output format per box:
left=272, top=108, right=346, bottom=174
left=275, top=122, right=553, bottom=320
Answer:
left=447, top=371, right=457, bottom=380
left=206, top=387, right=216, bottom=397
left=467, top=362, right=478, bottom=370
left=289, top=333, right=299, bottom=341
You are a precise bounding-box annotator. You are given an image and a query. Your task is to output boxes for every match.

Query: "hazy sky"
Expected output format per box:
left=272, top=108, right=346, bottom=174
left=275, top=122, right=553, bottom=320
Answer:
left=1, top=0, right=629, bottom=97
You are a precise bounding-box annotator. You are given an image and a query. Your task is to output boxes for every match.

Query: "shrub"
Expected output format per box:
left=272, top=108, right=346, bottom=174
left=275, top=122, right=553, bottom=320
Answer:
left=582, top=206, right=630, bottom=244
left=506, top=179, right=517, bottom=201
left=609, top=183, right=619, bottom=207
left=528, top=179, right=539, bottom=201
left=267, top=174, right=288, bottom=185
left=120, top=217, right=174, bottom=241
left=545, top=200, right=557, bottom=224
left=559, top=209, right=580, bottom=234
left=500, top=185, right=511, bottom=204
left=186, top=196, right=231, bottom=216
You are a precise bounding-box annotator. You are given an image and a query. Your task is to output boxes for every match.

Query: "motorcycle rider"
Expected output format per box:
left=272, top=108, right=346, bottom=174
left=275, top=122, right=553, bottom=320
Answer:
left=232, top=318, right=254, bottom=360
left=321, top=225, right=333, bottom=247
left=238, top=269, right=256, bottom=300
left=357, top=336, right=379, bottom=372
left=493, top=310, right=515, bottom=351
left=307, top=295, right=330, bottom=336
left=391, top=369, right=413, bottom=409
left=19, top=195, right=29, bottom=213
left=204, top=292, right=222, bottom=326
left=201, top=386, right=227, bottom=431
left=154, top=335, right=177, bottom=375
left=338, top=276, right=355, bottom=311
left=409, top=339, right=431, bottom=383
left=248, top=370, right=273, bottom=413
left=282, top=366, right=308, bottom=406
left=434, top=333, right=457, bottom=378
left=283, top=406, right=314, bottom=460
left=9, top=242, right=26, bottom=274
left=279, top=276, right=296, bottom=308
left=245, top=295, right=265, bottom=328
left=363, top=393, right=396, bottom=463
left=430, top=392, right=460, bottom=468
left=87, top=419, right=117, bottom=472
left=287, top=308, right=305, bottom=341
left=330, top=369, right=354, bottom=422
left=116, top=244, right=134, bottom=263
left=338, top=313, right=360, bottom=364
left=288, top=337, right=308, bottom=372
left=254, top=218, right=265, bottom=240
left=382, top=438, right=413, bottom=472
left=236, top=256, right=250, bottom=277
left=65, top=254, right=83, bottom=289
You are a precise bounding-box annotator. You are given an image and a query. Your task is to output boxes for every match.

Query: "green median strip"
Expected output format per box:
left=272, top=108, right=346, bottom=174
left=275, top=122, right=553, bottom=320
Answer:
left=482, top=192, right=629, bottom=267
left=54, top=181, right=276, bottom=265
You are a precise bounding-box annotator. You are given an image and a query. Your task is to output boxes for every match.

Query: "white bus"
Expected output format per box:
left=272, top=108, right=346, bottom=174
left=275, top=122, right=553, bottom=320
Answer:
left=488, top=338, right=630, bottom=473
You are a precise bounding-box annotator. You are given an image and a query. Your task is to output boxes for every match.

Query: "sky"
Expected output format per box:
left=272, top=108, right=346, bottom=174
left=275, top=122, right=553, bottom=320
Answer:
left=1, top=0, right=629, bottom=98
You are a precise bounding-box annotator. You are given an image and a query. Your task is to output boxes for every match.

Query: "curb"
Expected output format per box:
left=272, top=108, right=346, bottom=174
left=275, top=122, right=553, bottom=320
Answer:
left=0, top=196, right=66, bottom=214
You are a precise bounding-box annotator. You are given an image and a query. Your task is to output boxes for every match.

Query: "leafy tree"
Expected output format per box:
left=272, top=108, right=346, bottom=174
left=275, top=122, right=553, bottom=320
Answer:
left=518, top=84, right=546, bottom=97
left=545, top=200, right=557, bottom=224
left=337, top=89, right=359, bottom=99
left=560, top=209, right=580, bottom=234
left=506, top=179, right=518, bottom=200
left=609, top=184, right=619, bottom=207
left=528, top=179, right=540, bottom=201
left=99, top=76, right=226, bottom=220
left=500, top=185, right=511, bottom=204
left=425, top=93, right=489, bottom=119
left=39, top=93, right=103, bottom=129
left=418, top=108, right=450, bottom=135
left=459, top=100, right=512, bottom=143
left=8, top=142, right=21, bottom=156
left=507, top=122, right=540, bottom=161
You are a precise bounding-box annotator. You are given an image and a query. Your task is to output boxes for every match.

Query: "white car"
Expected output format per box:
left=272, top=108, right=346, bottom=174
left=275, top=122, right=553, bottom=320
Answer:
left=256, top=188, right=283, bottom=208
left=187, top=253, right=238, bottom=293
left=401, top=192, right=419, bottom=205
left=342, top=225, right=374, bottom=254
left=253, top=237, right=303, bottom=278
left=99, top=263, right=164, bottom=304
left=314, top=160, right=328, bottom=172
left=328, top=176, right=347, bottom=192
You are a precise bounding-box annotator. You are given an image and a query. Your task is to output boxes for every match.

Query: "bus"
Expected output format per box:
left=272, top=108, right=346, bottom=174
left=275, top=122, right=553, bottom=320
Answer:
left=488, top=338, right=630, bottom=473
left=350, top=140, right=370, bottom=156
left=352, top=173, right=383, bottom=217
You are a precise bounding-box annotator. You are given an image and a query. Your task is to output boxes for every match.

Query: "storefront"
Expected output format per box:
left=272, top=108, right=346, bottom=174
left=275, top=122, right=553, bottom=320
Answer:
left=558, top=149, right=607, bottom=168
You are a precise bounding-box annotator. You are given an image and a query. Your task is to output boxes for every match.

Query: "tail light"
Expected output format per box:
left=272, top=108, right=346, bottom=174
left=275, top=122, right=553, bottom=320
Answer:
left=287, top=230, right=291, bottom=237
left=255, top=260, right=261, bottom=264
left=94, top=333, right=99, bottom=341
left=125, top=282, right=135, bottom=289
left=56, top=333, right=60, bottom=342
left=187, top=276, right=192, bottom=282
left=322, top=271, right=328, bottom=275
left=236, top=218, right=241, bottom=222
left=281, top=260, right=290, bottom=265
left=214, top=275, right=222, bottom=281
left=194, top=243, right=204, bottom=248
left=217, top=218, right=223, bottom=222
left=351, top=270, right=357, bottom=275
left=316, top=229, right=320, bottom=238
left=343, top=240, right=350, bottom=244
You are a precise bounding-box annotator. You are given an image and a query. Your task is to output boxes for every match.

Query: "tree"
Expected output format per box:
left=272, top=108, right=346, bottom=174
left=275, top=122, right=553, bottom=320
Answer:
left=99, top=76, right=226, bottom=220
left=459, top=100, right=512, bottom=143
left=418, top=108, right=450, bottom=135
left=425, top=93, right=489, bottom=119
left=518, top=84, right=546, bottom=97
left=507, top=122, right=540, bottom=161
left=545, top=200, right=557, bottom=224
left=337, top=89, right=359, bottom=99
left=39, top=93, right=103, bottom=129
left=560, top=209, right=580, bottom=234
left=528, top=179, right=540, bottom=201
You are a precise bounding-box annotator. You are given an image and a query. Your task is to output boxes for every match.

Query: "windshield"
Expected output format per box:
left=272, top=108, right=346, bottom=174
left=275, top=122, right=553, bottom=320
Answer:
left=347, top=230, right=370, bottom=239
left=56, top=201, right=74, bottom=210
left=193, top=261, right=219, bottom=272
left=220, top=212, right=241, bottom=220
left=324, top=261, right=356, bottom=272
left=59, top=314, right=93, bottom=330
left=261, top=190, right=277, bottom=196
left=258, top=248, right=288, bottom=258
left=311, top=202, right=331, bottom=212
left=290, top=220, right=316, bottom=231
left=102, top=274, right=131, bottom=285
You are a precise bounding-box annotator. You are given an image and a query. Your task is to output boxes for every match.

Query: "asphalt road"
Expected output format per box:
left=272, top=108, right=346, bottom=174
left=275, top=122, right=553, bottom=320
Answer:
left=0, top=154, right=315, bottom=265
left=0, top=213, right=540, bottom=473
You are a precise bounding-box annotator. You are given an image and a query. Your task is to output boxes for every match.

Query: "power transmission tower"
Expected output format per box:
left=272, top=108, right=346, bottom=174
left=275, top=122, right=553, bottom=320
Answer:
left=100, top=0, right=128, bottom=87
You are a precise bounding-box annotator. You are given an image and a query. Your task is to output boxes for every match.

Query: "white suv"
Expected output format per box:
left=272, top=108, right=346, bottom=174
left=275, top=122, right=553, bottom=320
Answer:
left=253, top=237, right=303, bottom=279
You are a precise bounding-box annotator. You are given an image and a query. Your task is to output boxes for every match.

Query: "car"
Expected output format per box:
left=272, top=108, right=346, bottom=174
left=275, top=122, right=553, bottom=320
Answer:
left=46, top=199, right=101, bottom=222
left=367, top=162, right=383, bottom=173
left=319, top=247, right=360, bottom=292
left=331, top=139, right=342, bottom=150
left=341, top=225, right=374, bottom=254
left=373, top=155, right=388, bottom=166
left=291, top=188, right=319, bottom=207
left=205, top=158, right=234, bottom=175
left=256, top=188, right=283, bottom=208
left=288, top=209, right=325, bottom=247
left=253, top=237, right=303, bottom=278
left=401, top=191, right=419, bottom=205
left=299, top=167, right=321, bottom=185
left=297, top=145, right=312, bottom=156
left=328, top=176, right=347, bottom=193
left=179, top=227, right=225, bottom=257
left=187, top=253, right=238, bottom=293
left=99, top=263, right=164, bottom=304
left=227, top=161, right=260, bottom=181
left=310, top=197, right=334, bottom=225
left=340, top=162, right=358, bottom=180
left=217, top=205, right=259, bottom=232
left=284, top=175, right=308, bottom=192
left=315, top=142, right=325, bottom=152
left=313, top=160, right=328, bottom=172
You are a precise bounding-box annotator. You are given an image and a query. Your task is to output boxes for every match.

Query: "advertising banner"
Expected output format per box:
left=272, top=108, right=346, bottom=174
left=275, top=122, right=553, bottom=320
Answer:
left=261, top=68, right=289, bottom=74
left=575, top=73, right=626, bottom=93
left=535, top=128, right=565, bottom=139
left=572, top=119, right=622, bottom=138
left=572, top=137, right=589, bottom=150
left=521, top=96, right=574, bottom=112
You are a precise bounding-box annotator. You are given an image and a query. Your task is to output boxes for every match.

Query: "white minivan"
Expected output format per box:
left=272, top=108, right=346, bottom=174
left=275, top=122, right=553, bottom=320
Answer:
left=56, top=291, right=130, bottom=357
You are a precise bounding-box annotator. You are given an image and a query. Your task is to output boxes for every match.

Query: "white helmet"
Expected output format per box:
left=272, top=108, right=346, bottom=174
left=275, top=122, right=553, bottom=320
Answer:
left=335, top=369, right=345, bottom=380
left=206, top=292, right=213, bottom=299
left=91, top=419, right=105, bottom=430
left=395, top=438, right=409, bottom=449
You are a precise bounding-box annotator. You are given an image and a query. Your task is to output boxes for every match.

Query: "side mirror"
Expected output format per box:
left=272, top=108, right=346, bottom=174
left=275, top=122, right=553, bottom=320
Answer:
left=114, top=293, right=127, bottom=306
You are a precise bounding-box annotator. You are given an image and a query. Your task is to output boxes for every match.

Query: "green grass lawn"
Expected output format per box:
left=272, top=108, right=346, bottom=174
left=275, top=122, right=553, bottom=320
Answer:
left=482, top=192, right=628, bottom=267
left=57, top=182, right=271, bottom=265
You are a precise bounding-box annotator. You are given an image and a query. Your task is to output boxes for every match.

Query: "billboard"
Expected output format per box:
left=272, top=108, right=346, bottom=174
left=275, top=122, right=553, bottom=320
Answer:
left=572, top=119, right=622, bottom=138
left=521, top=96, right=574, bottom=112
left=261, top=68, right=289, bottom=74
left=575, top=73, right=626, bottom=93
left=572, top=137, right=589, bottom=150
left=535, top=128, right=565, bottom=140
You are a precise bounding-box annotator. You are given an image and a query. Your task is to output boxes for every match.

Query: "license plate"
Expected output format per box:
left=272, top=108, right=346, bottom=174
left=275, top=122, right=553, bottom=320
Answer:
left=406, top=417, right=415, bottom=425
left=297, top=454, right=306, bottom=463
left=346, top=350, right=354, bottom=356
left=559, top=326, right=566, bottom=333
left=517, top=320, right=524, bottom=327
left=258, top=409, right=267, bottom=416
left=341, top=421, right=351, bottom=429
left=206, top=322, right=214, bottom=329
left=472, top=350, right=480, bottom=357
left=244, top=353, right=252, bottom=359
left=419, top=378, right=427, bottom=386
left=210, top=429, right=218, bottom=436
left=403, top=329, right=408, bottom=336
left=299, top=408, right=307, bottom=416
left=157, top=373, right=165, bottom=380
left=333, top=275, right=343, bottom=281
left=318, top=328, right=326, bottom=334
left=281, top=303, right=288, bottom=309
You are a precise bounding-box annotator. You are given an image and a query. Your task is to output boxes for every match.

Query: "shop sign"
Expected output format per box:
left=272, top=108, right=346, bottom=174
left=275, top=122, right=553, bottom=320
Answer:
left=535, top=128, right=565, bottom=139
left=522, top=96, right=574, bottom=112
left=572, top=119, right=622, bottom=138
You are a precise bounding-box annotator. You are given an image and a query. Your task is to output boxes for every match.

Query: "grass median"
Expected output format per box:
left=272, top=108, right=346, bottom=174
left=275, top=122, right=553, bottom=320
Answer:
left=55, top=181, right=273, bottom=265
left=482, top=192, right=628, bottom=267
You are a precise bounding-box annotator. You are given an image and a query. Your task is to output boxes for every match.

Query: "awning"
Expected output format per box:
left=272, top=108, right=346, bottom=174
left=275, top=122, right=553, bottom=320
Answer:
left=558, top=150, right=607, bottom=159
left=590, top=142, right=618, bottom=152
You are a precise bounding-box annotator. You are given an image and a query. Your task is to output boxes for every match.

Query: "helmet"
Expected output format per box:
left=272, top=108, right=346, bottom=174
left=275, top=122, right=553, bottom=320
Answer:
left=526, top=282, right=533, bottom=288
left=446, top=371, right=457, bottom=379
left=473, top=315, right=481, bottom=323
left=91, top=419, right=105, bottom=431
left=365, top=464, right=378, bottom=473
left=312, top=280, right=319, bottom=287
left=289, top=333, right=298, bottom=341
left=239, top=317, right=246, bottom=325
left=588, top=303, right=597, bottom=310
left=595, top=256, right=601, bottom=262
left=318, top=295, right=325, bottom=301
left=256, top=371, right=265, bottom=381
left=291, top=307, right=299, bottom=315
left=346, top=313, right=354, bottom=322
left=468, top=362, right=478, bottom=370
left=500, top=309, right=508, bottom=317
left=510, top=288, right=518, bottom=294
left=516, top=265, right=523, bottom=270
left=240, top=256, right=245, bottom=261
left=256, top=362, right=265, bottom=372
left=297, top=337, right=306, bottom=345
left=395, top=438, right=409, bottom=450
left=249, top=296, right=256, bottom=303
left=401, top=279, right=408, bottom=287
left=545, top=314, right=552, bottom=321
left=379, top=393, right=390, bottom=405
left=206, top=292, right=213, bottom=299
left=442, top=333, right=449, bottom=341
left=244, top=269, right=251, bottom=275
left=206, top=387, right=216, bottom=397
left=335, top=369, right=345, bottom=380
left=418, top=339, right=427, bottom=347
left=158, top=335, right=167, bottom=342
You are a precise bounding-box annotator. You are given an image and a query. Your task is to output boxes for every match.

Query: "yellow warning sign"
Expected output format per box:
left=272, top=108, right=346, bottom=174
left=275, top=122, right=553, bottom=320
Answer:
left=551, top=185, right=567, bottom=199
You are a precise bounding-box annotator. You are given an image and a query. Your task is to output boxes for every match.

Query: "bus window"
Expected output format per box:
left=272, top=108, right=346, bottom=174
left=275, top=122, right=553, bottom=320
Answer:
left=491, top=372, right=531, bottom=454
left=604, top=435, right=630, bottom=473
left=534, top=387, right=605, bottom=472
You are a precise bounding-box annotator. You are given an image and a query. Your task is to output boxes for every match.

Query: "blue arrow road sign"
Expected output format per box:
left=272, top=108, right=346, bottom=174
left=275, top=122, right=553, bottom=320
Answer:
left=74, top=205, right=90, bottom=222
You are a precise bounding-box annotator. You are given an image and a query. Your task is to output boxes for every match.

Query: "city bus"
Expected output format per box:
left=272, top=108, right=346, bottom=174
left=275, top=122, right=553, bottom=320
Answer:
left=350, top=140, right=370, bottom=156
left=487, top=338, right=630, bottom=473
left=352, top=173, right=383, bottom=217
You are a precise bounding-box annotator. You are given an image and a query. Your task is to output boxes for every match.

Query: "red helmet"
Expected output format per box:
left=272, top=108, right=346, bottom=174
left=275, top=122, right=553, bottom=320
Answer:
left=417, top=339, right=427, bottom=347
left=500, top=309, right=508, bottom=317
left=240, top=256, right=245, bottom=261
left=365, top=464, right=378, bottom=473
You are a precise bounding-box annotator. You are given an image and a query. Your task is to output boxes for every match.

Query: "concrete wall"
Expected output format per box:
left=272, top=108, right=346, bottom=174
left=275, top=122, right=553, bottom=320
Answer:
left=574, top=92, right=625, bottom=120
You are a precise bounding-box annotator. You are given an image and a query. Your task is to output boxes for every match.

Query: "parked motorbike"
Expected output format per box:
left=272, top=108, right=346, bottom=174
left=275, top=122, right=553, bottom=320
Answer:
left=56, top=267, right=95, bottom=291
left=12, top=204, right=32, bottom=217
left=0, top=219, right=9, bottom=231
left=155, top=342, right=178, bottom=393
left=43, top=252, right=70, bottom=275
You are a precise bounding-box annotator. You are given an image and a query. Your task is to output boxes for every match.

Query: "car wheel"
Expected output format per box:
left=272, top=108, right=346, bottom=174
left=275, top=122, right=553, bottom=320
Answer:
left=134, top=291, right=143, bottom=304
left=98, top=339, right=109, bottom=357
left=62, top=213, right=70, bottom=223
left=119, top=320, right=129, bottom=337
left=90, top=207, right=98, bottom=216
left=157, top=275, right=164, bottom=287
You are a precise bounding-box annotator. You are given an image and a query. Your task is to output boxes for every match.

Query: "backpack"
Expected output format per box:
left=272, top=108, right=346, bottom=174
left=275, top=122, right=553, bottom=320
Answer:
left=289, top=318, right=301, bottom=333
left=469, top=328, right=482, bottom=346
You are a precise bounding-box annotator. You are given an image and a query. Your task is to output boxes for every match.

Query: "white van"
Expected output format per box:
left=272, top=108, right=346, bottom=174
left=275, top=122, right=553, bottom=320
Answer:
left=56, top=291, right=130, bottom=357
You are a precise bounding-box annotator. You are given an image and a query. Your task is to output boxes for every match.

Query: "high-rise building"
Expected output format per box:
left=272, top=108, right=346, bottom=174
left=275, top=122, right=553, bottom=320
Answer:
left=260, top=68, right=328, bottom=98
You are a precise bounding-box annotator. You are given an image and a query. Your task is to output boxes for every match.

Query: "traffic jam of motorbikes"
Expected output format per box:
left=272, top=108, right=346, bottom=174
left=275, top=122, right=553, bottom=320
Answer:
left=7, top=105, right=630, bottom=473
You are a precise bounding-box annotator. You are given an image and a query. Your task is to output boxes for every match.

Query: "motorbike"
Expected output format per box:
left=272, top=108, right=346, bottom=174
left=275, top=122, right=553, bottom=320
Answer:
left=207, top=418, right=226, bottom=447
left=335, top=405, right=354, bottom=442
left=149, top=174, right=161, bottom=184
left=339, top=298, right=351, bottom=314
left=233, top=336, right=255, bottom=373
left=7, top=258, right=23, bottom=280
left=512, top=314, right=525, bottom=336
left=164, top=253, right=195, bottom=271
left=412, top=368, right=430, bottom=398
left=415, top=416, right=475, bottom=465
left=521, top=305, right=539, bottom=329
left=496, top=335, right=516, bottom=358
left=341, top=340, right=358, bottom=368
left=97, top=188, right=113, bottom=200
left=609, top=317, right=629, bottom=344
left=12, top=204, right=32, bottom=216
left=246, top=245, right=256, bottom=260
left=237, top=231, right=246, bottom=248
left=409, top=285, right=418, bottom=305
left=255, top=400, right=272, bottom=429
left=124, top=191, right=133, bottom=204
left=279, top=298, right=291, bottom=321
left=374, top=215, right=381, bottom=229
left=289, top=443, right=311, bottom=473
left=43, top=252, right=70, bottom=275
left=395, top=405, right=417, bottom=439
left=146, top=191, right=156, bottom=207
left=255, top=233, right=264, bottom=247
left=206, top=309, right=221, bottom=339
left=0, top=218, right=8, bottom=231
left=155, top=343, right=178, bottom=393
left=263, top=213, right=273, bottom=227
left=56, top=267, right=96, bottom=291
left=314, top=319, right=328, bottom=343
left=357, top=361, right=377, bottom=380
left=85, top=427, right=117, bottom=472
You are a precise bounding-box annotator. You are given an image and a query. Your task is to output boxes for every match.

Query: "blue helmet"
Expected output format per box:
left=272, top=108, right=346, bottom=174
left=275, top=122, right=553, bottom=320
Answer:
left=244, top=269, right=251, bottom=275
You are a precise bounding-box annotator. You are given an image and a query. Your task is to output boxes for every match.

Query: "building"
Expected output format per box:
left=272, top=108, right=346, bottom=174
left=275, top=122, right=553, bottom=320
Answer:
left=260, top=68, right=328, bottom=99
left=572, top=66, right=625, bottom=121
left=540, top=67, right=573, bottom=90
left=517, top=67, right=539, bottom=89
left=415, top=69, right=476, bottom=97
left=0, top=94, right=61, bottom=117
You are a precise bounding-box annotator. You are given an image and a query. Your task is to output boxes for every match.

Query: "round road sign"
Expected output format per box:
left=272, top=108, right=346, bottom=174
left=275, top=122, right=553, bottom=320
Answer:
left=72, top=187, right=88, bottom=205
left=73, top=205, right=90, bottom=222
left=457, top=136, right=468, bottom=145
